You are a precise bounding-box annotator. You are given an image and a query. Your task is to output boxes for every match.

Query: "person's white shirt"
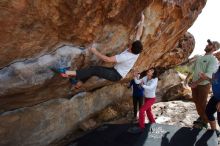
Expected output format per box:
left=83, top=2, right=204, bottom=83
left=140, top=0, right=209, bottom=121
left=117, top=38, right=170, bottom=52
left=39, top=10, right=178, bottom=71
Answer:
left=134, top=76, right=158, bottom=98
left=114, top=49, right=139, bottom=78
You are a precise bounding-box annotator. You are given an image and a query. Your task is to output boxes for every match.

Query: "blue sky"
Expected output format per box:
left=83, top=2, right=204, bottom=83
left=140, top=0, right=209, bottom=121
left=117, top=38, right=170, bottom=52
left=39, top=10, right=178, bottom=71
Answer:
left=188, top=0, right=220, bottom=57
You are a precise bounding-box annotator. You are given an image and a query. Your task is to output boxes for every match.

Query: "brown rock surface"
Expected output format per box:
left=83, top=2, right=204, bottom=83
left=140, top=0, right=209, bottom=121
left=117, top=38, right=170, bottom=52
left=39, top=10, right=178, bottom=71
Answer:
left=162, top=82, right=192, bottom=101
left=0, top=83, right=129, bottom=146
left=0, top=1, right=207, bottom=145
left=157, top=69, right=185, bottom=99
left=157, top=69, right=192, bottom=101
left=0, top=0, right=204, bottom=112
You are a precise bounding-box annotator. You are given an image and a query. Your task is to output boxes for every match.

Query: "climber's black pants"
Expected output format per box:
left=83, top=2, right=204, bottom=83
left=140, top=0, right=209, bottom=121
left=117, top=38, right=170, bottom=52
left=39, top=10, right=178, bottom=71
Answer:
left=76, top=66, right=122, bottom=82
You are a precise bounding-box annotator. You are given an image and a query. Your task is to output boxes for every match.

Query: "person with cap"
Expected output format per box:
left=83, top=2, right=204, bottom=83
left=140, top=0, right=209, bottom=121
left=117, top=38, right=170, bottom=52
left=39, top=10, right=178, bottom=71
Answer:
left=184, top=39, right=220, bottom=128
left=55, top=13, right=145, bottom=89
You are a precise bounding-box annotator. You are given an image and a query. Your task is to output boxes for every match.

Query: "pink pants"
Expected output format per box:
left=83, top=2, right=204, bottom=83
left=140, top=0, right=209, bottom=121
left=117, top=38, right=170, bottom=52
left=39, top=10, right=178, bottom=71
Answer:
left=139, top=98, right=156, bottom=129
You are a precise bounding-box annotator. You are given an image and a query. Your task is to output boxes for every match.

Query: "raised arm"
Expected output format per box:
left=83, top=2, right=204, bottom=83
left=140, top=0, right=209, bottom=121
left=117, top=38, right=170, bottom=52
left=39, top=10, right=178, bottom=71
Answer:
left=135, top=12, right=145, bottom=41
left=89, top=13, right=145, bottom=62
left=134, top=76, right=142, bottom=84
left=89, top=47, right=116, bottom=63
left=134, top=75, right=145, bottom=84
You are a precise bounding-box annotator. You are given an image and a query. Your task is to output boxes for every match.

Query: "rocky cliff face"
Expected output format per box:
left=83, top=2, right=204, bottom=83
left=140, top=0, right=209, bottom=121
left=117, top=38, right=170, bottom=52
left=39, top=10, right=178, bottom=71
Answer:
left=0, top=0, right=201, bottom=112
left=0, top=0, right=206, bottom=146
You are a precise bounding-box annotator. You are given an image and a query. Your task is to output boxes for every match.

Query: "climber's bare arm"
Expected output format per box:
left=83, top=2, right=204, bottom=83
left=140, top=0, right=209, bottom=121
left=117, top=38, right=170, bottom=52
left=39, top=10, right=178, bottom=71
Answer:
left=135, top=12, right=145, bottom=41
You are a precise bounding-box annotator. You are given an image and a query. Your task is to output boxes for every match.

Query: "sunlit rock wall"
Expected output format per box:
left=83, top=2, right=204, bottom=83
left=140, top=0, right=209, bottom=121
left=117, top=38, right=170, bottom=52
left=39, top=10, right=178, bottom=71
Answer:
left=0, top=0, right=202, bottom=111
left=0, top=0, right=206, bottom=145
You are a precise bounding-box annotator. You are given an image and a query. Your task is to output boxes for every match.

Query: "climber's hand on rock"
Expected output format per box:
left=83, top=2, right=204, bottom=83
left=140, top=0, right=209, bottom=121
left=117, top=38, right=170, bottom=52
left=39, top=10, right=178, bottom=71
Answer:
left=89, top=47, right=97, bottom=53
left=141, top=11, right=145, bottom=23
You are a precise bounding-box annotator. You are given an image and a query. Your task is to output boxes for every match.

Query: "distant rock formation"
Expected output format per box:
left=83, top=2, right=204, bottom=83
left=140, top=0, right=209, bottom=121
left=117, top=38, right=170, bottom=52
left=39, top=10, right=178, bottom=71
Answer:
left=157, top=69, right=191, bottom=101
left=162, top=82, right=192, bottom=101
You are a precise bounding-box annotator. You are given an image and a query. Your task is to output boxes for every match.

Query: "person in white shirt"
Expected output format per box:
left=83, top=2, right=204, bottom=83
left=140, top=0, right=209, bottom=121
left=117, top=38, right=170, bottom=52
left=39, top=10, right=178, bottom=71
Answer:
left=57, top=13, right=145, bottom=88
left=132, top=68, right=158, bottom=132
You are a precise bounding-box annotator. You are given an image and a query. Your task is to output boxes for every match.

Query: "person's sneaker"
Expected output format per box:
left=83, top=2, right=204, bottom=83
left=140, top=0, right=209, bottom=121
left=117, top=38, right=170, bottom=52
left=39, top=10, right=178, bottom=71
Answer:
left=127, top=126, right=143, bottom=134
left=193, top=122, right=208, bottom=129
left=215, top=130, right=220, bottom=137
left=193, top=117, right=202, bottom=124
left=50, top=67, right=70, bottom=78
left=201, top=123, right=208, bottom=129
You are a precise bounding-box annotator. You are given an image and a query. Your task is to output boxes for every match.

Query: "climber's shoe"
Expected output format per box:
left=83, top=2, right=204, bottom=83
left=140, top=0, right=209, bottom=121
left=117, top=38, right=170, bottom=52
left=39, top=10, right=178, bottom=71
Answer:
left=50, top=67, right=70, bottom=78
left=193, top=117, right=202, bottom=124
left=193, top=122, right=208, bottom=129
left=70, top=81, right=83, bottom=90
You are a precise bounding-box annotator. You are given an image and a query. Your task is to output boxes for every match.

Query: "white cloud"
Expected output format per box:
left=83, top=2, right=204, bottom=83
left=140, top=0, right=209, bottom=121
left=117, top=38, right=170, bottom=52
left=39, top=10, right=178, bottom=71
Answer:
left=188, top=0, right=220, bottom=57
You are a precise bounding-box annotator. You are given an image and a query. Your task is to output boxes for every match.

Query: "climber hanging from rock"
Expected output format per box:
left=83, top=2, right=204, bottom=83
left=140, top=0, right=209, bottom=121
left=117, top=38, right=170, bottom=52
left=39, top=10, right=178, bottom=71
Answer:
left=53, top=12, right=145, bottom=89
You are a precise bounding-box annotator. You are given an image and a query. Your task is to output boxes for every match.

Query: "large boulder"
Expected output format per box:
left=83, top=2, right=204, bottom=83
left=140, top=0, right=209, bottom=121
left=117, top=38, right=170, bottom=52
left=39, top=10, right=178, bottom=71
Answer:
left=0, top=83, right=129, bottom=146
left=0, top=0, right=203, bottom=112
left=0, top=0, right=206, bottom=146
left=157, top=69, right=188, bottom=101
left=162, top=82, right=192, bottom=101
left=157, top=69, right=192, bottom=101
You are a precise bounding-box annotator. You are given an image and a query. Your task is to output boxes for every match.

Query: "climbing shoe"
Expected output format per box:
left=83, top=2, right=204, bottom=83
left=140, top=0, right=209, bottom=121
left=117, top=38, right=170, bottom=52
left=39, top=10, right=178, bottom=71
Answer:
left=193, top=117, right=202, bottom=125
left=50, top=67, right=70, bottom=78
left=193, top=122, right=208, bottom=129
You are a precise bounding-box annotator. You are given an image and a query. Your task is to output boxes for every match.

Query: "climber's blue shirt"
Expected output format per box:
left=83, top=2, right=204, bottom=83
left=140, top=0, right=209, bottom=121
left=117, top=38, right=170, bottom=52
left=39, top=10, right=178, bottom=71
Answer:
left=129, top=79, right=144, bottom=97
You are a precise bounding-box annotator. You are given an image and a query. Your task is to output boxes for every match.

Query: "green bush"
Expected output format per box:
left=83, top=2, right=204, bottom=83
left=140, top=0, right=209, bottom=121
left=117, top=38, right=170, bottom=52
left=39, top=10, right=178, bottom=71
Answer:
left=174, top=65, right=190, bottom=75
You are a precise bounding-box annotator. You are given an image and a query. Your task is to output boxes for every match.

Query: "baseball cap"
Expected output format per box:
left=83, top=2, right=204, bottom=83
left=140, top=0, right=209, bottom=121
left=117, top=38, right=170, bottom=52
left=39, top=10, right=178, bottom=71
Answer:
left=207, top=39, right=220, bottom=50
